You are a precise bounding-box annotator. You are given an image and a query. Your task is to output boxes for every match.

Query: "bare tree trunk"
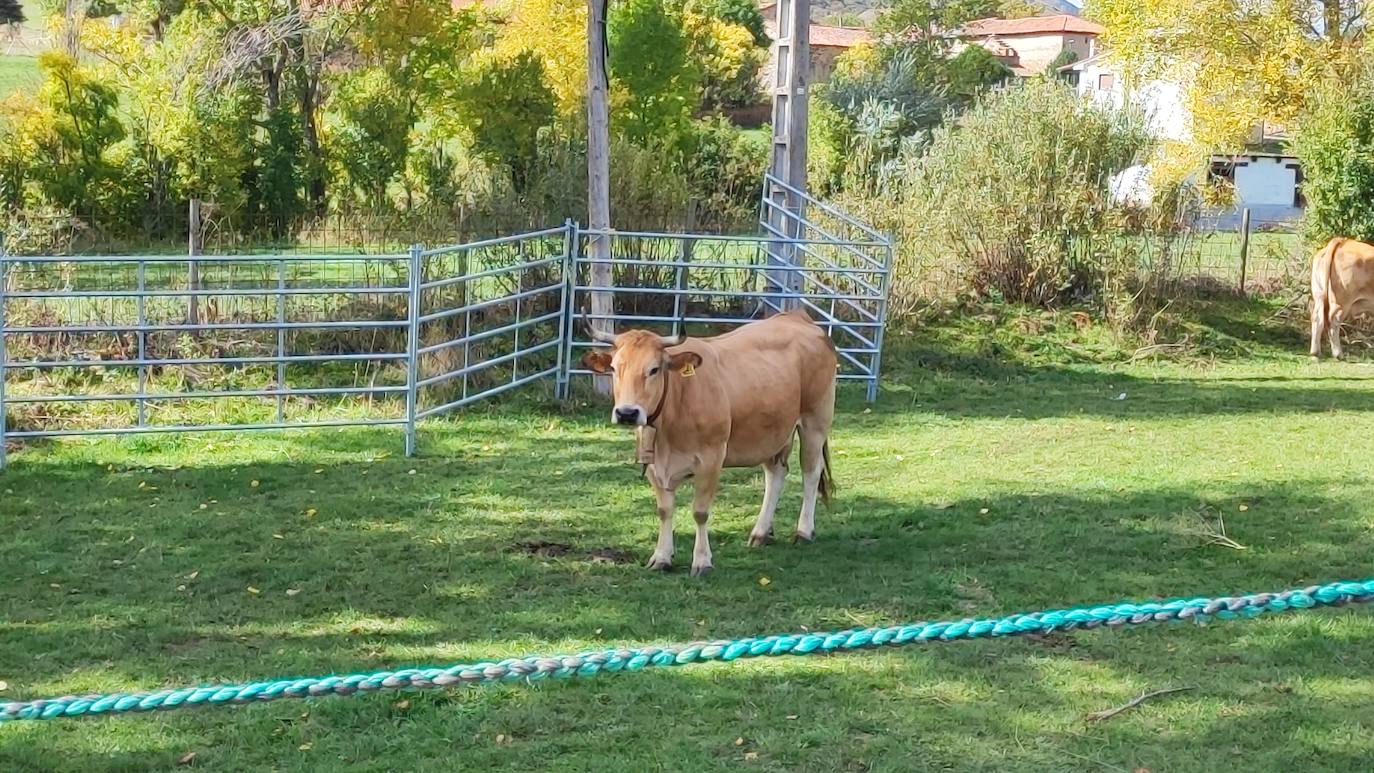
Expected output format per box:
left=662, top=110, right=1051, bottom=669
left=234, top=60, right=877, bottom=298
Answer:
left=63, top=0, right=80, bottom=57
left=587, top=0, right=613, bottom=394
left=1324, top=0, right=1343, bottom=41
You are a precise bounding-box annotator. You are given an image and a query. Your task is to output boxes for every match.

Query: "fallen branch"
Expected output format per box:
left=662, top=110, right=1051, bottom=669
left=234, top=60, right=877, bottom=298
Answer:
left=1128, top=340, right=1189, bottom=362
left=1085, top=686, right=1195, bottom=723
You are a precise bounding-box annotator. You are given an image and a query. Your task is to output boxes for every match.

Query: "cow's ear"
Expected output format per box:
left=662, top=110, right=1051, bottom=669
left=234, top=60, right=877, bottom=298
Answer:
left=583, top=350, right=613, bottom=374
left=668, top=351, right=702, bottom=373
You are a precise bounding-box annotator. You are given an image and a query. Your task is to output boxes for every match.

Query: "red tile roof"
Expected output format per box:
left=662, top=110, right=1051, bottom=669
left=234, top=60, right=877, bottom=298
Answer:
left=958, top=15, right=1104, bottom=37
left=763, top=17, right=873, bottom=49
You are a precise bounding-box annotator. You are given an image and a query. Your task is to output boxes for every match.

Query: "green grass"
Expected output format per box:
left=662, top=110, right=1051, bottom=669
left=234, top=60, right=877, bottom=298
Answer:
left=3, top=300, right=1374, bottom=771
left=0, top=54, right=39, bottom=98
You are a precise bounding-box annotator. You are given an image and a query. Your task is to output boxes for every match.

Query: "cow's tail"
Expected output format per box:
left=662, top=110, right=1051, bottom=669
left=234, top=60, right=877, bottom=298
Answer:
left=818, top=440, right=836, bottom=505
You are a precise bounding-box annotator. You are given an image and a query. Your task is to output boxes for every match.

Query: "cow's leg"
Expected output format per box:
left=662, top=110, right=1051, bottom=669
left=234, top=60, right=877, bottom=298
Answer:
left=1329, top=308, right=1345, bottom=360
left=1311, top=298, right=1326, bottom=358
left=748, top=442, right=791, bottom=547
left=689, top=465, right=722, bottom=577
left=646, top=481, right=676, bottom=571
left=794, top=425, right=828, bottom=543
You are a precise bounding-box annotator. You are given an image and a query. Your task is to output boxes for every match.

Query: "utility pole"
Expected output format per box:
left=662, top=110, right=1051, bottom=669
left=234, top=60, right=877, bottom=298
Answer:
left=766, top=0, right=809, bottom=303
left=587, top=0, right=613, bottom=393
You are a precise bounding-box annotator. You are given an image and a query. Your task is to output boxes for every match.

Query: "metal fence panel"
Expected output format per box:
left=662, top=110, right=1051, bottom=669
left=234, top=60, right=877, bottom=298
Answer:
left=1, top=188, right=894, bottom=467
left=0, top=252, right=414, bottom=468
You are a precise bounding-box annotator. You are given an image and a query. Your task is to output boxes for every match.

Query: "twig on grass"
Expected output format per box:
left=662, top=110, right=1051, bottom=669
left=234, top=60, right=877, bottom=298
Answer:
left=1085, top=686, right=1196, bottom=723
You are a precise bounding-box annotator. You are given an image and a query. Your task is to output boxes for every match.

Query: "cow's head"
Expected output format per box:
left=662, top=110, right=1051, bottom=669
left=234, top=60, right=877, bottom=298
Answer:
left=582, top=326, right=702, bottom=426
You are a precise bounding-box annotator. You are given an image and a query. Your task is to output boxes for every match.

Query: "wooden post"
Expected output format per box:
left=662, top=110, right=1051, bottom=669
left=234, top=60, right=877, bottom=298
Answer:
left=587, top=0, right=613, bottom=393
left=1237, top=207, right=1251, bottom=295
left=187, top=198, right=202, bottom=327
left=766, top=0, right=809, bottom=305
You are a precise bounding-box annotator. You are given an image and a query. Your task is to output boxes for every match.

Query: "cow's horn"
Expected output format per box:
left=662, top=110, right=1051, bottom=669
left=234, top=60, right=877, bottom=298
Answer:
left=658, top=333, right=683, bottom=346
left=582, top=310, right=618, bottom=344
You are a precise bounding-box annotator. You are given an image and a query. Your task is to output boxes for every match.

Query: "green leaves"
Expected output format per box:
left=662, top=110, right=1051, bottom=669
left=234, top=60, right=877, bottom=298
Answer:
left=454, top=52, right=558, bottom=195
left=609, top=0, right=701, bottom=150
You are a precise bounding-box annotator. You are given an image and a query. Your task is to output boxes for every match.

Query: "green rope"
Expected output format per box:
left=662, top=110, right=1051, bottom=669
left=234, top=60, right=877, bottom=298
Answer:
left=4, top=578, right=1372, bottom=723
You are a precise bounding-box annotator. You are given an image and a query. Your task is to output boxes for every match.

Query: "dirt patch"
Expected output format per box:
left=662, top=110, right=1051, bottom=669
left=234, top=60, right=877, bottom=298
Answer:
left=512, top=541, right=636, bottom=565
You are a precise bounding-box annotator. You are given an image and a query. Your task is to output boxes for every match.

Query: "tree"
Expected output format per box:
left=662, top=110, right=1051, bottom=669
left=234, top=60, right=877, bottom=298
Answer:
left=490, top=0, right=587, bottom=115
left=609, top=0, right=701, bottom=147
left=1291, top=64, right=1374, bottom=242
left=329, top=68, right=411, bottom=209
left=945, top=45, right=1012, bottom=101
left=29, top=52, right=127, bottom=214
left=0, top=0, right=25, bottom=26
left=686, top=0, right=767, bottom=46
left=685, top=11, right=765, bottom=109
left=456, top=52, right=558, bottom=193
left=1091, top=0, right=1355, bottom=175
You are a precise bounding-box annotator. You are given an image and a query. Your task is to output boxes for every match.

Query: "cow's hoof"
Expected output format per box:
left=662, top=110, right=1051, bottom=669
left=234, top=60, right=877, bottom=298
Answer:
left=747, top=530, right=773, bottom=547
left=791, top=531, right=815, bottom=544
left=689, top=563, right=714, bottom=578
left=646, top=556, right=673, bottom=572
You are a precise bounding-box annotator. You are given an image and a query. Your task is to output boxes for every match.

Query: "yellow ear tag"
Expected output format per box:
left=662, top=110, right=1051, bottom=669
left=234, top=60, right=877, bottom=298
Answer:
left=680, top=363, right=696, bottom=378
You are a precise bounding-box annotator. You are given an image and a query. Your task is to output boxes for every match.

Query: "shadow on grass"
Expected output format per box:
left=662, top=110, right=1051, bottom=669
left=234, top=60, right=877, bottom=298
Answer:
left=3, top=428, right=1370, bottom=683
left=872, top=336, right=1374, bottom=420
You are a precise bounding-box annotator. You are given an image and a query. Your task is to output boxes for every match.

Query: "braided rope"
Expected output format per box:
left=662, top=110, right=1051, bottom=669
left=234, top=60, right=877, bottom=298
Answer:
left=3, top=578, right=1372, bottom=723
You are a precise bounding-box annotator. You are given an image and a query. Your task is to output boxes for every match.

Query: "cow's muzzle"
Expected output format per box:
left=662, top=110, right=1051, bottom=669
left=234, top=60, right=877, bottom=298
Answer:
left=613, top=406, right=644, bottom=426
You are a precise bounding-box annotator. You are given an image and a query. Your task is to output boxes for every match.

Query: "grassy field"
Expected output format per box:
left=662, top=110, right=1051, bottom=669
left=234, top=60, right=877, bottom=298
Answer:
left=2, top=299, right=1374, bottom=771
left=0, top=54, right=39, bottom=98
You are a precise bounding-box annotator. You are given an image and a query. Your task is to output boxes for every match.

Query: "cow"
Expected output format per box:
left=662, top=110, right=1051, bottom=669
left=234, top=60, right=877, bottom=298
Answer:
left=1310, top=237, right=1374, bottom=359
left=582, top=309, right=838, bottom=577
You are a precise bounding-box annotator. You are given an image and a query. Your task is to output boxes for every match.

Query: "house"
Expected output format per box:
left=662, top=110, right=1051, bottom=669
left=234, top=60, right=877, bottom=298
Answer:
left=1065, top=54, right=1303, bottom=225
left=760, top=3, right=874, bottom=86
left=952, top=15, right=1103, bottom=77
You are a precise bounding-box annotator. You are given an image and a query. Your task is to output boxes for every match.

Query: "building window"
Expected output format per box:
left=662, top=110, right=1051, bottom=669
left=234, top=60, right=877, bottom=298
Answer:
left=1097, top=73, right=1115, bottom=91
left=1209, top=160, right=1244, bottom=186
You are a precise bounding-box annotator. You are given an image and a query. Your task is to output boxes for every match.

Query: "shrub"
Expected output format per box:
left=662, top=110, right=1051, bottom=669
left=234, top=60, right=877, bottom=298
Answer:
left=824, top=46, right=948, bottom=152
left=1292, top=66, right=1374, bottom=243
left=684, top=117, right=768, bottom=230
left=890, top=78, right=1153, bottom=307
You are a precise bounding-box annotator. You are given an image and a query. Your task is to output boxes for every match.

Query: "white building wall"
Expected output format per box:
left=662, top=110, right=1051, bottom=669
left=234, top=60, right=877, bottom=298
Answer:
left=1074, top=59, right=1188, bottom=142
left=1234, top=157, right=1296, bottom=207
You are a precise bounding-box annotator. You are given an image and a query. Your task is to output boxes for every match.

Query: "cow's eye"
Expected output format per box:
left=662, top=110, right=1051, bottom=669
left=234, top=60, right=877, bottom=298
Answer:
left=648, top=366, right=660, bottom=376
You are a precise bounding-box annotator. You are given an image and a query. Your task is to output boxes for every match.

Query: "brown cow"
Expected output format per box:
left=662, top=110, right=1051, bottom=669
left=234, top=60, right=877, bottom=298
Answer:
left=1310, top=237, right=1374, bottom=359
left=582, top=310, right=838, bottom=576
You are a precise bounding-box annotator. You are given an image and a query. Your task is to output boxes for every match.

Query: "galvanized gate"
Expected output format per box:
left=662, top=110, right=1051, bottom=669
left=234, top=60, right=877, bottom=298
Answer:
left=0, top=186, right=891, bottom=467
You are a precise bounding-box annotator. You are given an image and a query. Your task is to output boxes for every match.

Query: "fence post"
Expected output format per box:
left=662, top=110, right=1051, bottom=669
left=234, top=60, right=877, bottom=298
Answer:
left=405, top=244, right=422, bottom=457
left=187, top=198, right=202, bottom=327
left=1238, top=207, right=1251, bottom=295
left=0, top=236, right=7, bottom=470
left=136, top=259, right=147, bottom=427
left=555, top=220, right=578, bottom=400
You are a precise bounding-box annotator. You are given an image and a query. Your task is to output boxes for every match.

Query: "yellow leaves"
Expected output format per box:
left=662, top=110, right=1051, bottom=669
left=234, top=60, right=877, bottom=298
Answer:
left=246, top=586, right=260, bottom=595
left=757, top=576, right=771, bottom=587
left=488, top=0, right=588, bottom=114
left=1092, top=0, right=1331, bottom=173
